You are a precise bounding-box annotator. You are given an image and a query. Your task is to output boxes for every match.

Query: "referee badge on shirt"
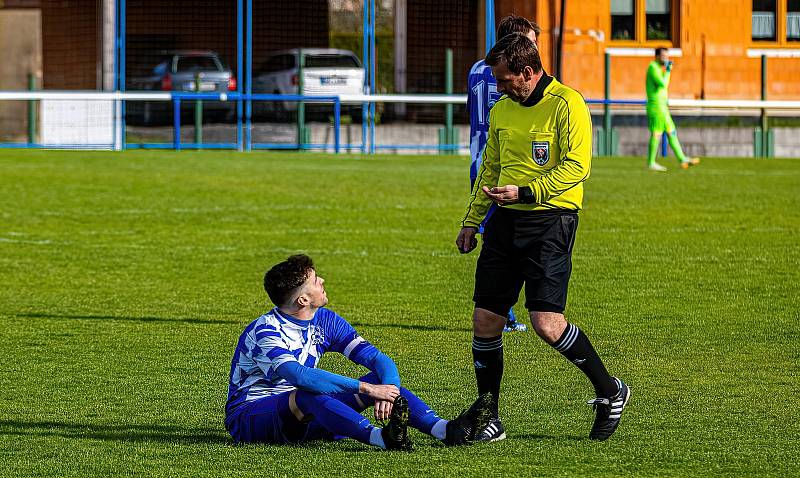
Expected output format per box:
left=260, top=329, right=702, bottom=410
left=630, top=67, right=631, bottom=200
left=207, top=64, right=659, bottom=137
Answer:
left=532, top=141, right=550, bottom=166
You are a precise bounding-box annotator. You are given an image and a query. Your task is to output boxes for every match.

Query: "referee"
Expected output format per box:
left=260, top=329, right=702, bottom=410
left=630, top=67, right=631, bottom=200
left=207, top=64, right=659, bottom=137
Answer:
left=455, top=33, right=630, bottom=441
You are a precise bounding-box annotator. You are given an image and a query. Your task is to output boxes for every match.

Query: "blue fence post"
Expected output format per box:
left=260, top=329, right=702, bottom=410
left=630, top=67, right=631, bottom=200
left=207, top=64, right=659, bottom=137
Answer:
left=369, top=0, right=376, bottom=154
left=334, top=98, right=341, bottom=154
left=485, top=0, right=495, bottom=54
left=114, top=0, right=119, bottom=148
left=361, top=0, right=369, bottom=154
left=236, top=0, right=243, bottom=151
left=661, top=132, right=668, bottom=157
left=245, top=0, right=252, bottom=151
left=173, top=98, right=181, bottom=150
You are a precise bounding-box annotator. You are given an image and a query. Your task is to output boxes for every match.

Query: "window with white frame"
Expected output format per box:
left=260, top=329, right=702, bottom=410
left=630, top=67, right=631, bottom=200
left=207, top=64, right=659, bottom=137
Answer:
left=753, top=0, right=777, bottom=41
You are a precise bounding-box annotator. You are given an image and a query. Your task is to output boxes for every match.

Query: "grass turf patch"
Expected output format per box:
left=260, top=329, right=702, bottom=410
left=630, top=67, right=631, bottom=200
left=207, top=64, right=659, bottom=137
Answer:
left=1, top=150, right=799, bottom=477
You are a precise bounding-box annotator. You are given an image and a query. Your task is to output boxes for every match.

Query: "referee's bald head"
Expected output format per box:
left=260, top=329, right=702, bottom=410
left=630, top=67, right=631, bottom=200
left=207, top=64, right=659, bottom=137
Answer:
left=486, top=33, right=542, bottom=76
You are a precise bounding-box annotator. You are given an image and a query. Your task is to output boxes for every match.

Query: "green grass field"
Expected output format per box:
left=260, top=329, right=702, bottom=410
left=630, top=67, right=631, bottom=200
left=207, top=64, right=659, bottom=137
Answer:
left=1, top=150, right=798, bottom=477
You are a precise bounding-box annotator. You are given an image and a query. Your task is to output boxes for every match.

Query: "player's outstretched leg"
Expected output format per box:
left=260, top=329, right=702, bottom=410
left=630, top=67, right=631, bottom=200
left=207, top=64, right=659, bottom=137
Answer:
left=341, top=372, right=449, bottom=437
left=666, top=130, right=700, bottom=169
left=535, top=314, right=628, bottom=439
left=587, top=377, right=631, bottom=441
left=504, top=308, right=528, bottom=332
left=293, top=390, right=411, bottom=450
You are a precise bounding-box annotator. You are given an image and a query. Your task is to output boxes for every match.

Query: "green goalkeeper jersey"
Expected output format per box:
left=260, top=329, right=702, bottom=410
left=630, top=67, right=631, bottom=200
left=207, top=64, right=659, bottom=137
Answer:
left=646, top=60, right=670, bottom=106
left=462, top=75, right=592, bottom=228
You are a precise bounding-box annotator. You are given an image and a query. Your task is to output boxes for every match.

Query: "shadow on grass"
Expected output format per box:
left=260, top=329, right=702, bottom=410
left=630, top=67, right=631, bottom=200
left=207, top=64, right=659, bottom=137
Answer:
left=14, top=312, right=236, bottom=325
left=513, top=433, right=586, bottom=441
left=349, top=321, right=472, bottom=333
left=0, top=419, right=230, bottom=444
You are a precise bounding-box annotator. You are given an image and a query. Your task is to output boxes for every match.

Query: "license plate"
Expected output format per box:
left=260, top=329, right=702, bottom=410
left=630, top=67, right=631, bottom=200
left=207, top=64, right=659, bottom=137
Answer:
left=199, top=82, right=216, bottom=91
left=321, top=77, right=346, bottom=85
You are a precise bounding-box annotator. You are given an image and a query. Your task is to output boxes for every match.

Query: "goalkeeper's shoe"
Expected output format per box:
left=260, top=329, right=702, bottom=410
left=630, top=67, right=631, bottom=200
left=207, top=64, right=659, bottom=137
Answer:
left=680, top=157, right=701, bottom=169
left=443, top=393, right=495, bottom=446
left=381, top=396, right=412, bottom=451
left=648, top=163, right=668, bottom=172
left=587, top=377, right=630, bottom=441
left=475, top=416, right=507, bottom=443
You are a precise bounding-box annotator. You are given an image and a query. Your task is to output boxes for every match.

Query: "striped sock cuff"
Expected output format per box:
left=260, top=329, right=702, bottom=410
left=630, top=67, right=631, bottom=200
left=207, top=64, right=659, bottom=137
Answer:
left=552, top=323, right=579, bottom=352
left=472, top=335, right=503, bottom=352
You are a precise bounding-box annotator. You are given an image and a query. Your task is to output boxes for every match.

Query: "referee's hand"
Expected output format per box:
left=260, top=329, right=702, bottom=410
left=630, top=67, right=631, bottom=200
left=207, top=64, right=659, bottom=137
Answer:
left=483, top=185, right=519, bottom=205
left=456, top=227, right=479, bottom=254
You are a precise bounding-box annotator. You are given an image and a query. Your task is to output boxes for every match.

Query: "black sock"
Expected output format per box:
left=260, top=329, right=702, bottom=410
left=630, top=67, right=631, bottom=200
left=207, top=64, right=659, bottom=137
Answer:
left=472, top=335, right=503, bottom=417
left=552, top=323, right=617, bottom=398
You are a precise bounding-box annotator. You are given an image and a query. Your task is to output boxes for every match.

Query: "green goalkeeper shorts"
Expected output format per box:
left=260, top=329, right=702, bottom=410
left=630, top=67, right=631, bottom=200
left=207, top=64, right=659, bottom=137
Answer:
left=646, top=103, right=676, bottom=133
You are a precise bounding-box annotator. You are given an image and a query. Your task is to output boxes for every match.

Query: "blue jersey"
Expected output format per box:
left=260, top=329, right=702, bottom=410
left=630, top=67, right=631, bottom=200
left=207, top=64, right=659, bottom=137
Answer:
left=467, top=59, right=501, bottom=187
left=226, top=307, right=372, bottom=416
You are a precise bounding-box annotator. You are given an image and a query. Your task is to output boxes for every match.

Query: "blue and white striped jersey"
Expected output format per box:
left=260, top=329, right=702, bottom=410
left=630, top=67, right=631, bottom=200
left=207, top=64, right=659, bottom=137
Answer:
left=467, top=59, right=501, bottom=187
left=225, top=307, right=372, bottom=415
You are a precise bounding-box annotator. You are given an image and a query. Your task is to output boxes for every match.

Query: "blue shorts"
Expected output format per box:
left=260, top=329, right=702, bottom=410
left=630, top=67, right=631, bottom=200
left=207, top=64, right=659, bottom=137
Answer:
left=226, top=372, right=378, bottom=444
left=226, top=391, right=333, bottom=444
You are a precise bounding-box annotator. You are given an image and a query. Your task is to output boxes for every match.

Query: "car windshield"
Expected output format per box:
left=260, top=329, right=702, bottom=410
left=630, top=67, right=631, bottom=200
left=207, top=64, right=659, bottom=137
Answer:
left=305, top=54, right=360, bottom=68
left=176, top=56, right=222, bottom=72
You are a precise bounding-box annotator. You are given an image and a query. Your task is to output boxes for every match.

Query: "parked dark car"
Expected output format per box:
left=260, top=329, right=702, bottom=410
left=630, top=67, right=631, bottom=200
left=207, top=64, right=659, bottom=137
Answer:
left=127, top=51, right=236, bottom=125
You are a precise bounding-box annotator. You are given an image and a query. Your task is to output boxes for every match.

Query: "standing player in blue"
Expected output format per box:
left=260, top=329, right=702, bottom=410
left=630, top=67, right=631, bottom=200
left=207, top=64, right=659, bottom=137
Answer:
left=225, top=254, right=494, bottom=450
left=467, top=14, right=540, bottom=334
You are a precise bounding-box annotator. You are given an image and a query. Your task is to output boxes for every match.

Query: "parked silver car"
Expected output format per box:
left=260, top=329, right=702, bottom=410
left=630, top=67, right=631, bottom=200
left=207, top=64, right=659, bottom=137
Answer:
left=128, top=51, right=236, bottom=125
left=253, top=48, right=364, bottom=119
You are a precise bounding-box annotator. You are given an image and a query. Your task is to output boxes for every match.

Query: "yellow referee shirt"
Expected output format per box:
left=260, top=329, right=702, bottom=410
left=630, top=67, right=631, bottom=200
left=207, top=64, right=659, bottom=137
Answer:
left=462, top=75, right=592, bottom=229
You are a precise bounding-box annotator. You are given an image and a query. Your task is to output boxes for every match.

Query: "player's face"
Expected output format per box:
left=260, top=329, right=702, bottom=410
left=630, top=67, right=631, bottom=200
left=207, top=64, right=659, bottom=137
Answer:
left=492, top=61, right=535, bottom=103
left=658, top=50, right=670, bottom=65
left=299, top=269, right=328, bottom=308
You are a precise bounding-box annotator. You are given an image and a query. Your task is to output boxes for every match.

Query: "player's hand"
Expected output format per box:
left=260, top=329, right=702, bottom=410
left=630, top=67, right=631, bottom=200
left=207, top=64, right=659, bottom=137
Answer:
left=482, top=185, right=519, bottom=205
left=665, top=61, right=673, bottom=72
left=360, top=382, right=400, bottom=402
left=456, top=227, right=479, bottom=254
left=374, top=399, right=394, bottom=421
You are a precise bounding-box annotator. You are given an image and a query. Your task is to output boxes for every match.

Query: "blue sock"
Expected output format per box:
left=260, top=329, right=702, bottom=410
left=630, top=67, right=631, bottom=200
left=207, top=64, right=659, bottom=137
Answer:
left=400, top=387, right=445, bottom=436
left=334, top=372, right=442, bottom=438
left=293, top=391, right=375, bottom=446
left=333, top=373, right=445, bottom=438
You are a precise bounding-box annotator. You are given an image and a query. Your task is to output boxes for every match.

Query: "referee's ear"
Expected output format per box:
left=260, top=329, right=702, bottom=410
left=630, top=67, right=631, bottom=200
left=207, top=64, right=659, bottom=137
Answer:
left=522, top=65, right=535, bottom=81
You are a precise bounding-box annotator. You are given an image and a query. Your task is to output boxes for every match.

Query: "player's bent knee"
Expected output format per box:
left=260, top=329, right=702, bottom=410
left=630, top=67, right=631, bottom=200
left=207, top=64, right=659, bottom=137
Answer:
left=529, top=311, right=567, bottom=344
left=472, top=307, right=507, bottom=336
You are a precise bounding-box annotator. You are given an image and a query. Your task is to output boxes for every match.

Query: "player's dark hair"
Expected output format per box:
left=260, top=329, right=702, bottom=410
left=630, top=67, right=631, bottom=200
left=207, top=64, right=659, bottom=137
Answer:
left=655, top=47, right=668, bottom=56
left=497, top=14, right=541, bottom=40
left=263, top=254, right=314, bottom=306
left=486, top=33, right=542, bottom=75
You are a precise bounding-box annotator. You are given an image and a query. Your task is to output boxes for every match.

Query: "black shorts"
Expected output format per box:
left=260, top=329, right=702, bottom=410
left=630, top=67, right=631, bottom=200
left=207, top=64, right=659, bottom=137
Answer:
left=473, top=207, right=578, bottom=315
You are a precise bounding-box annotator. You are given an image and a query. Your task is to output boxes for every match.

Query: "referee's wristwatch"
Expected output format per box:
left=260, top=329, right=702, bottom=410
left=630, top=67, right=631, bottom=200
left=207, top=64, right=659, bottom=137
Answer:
left=518, top=186, right=536, bottom=204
